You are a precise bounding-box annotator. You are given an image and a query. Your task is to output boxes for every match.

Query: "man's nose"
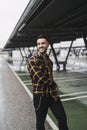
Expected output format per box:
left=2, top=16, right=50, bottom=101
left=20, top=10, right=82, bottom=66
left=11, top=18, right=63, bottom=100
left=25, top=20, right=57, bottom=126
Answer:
left=39, top=43, right=43, bottom=47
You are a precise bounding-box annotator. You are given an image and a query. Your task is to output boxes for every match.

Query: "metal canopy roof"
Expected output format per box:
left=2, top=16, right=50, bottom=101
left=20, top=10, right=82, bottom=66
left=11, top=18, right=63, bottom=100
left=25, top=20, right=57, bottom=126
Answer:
left=4, top=0, right=87, bottom=49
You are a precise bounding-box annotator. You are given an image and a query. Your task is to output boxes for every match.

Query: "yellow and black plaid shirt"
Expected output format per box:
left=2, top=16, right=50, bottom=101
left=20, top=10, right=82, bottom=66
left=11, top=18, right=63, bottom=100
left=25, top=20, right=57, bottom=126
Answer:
left=27, top=52, right=59, bottom=99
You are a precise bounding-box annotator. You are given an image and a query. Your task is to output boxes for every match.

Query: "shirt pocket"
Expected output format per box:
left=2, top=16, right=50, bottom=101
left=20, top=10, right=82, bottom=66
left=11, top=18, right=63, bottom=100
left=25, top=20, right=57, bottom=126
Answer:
left=38, top=61, right=45, bottom=71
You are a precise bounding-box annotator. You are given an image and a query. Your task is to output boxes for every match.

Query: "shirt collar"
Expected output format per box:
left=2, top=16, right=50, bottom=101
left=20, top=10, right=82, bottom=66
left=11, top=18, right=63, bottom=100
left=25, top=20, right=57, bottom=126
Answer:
left=37, top=51, right=49, bottom=59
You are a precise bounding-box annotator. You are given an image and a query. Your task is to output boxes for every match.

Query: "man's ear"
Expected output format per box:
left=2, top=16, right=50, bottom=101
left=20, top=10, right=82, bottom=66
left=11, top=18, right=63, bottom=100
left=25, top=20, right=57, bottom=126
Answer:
left=47, top=42, right=49, bottom=47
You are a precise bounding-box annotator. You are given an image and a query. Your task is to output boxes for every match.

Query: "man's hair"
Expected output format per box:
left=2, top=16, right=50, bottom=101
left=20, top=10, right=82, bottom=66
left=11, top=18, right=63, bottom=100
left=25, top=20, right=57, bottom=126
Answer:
left=37, top=34, right=50, bottom=44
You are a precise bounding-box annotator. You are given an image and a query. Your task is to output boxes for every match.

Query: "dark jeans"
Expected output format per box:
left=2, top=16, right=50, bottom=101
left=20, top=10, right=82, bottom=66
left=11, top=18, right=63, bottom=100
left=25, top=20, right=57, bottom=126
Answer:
left=33, top=93, right=69, bottom=130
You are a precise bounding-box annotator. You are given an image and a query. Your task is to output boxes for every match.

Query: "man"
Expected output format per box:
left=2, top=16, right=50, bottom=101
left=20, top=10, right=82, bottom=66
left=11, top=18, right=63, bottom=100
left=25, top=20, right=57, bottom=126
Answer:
left=27, top=34, right=69, bottom=130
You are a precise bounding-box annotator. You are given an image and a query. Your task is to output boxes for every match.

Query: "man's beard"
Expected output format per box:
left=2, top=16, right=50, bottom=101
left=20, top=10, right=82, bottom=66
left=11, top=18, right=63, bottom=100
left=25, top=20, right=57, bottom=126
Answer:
left=39, top=47, right=47, bottom=54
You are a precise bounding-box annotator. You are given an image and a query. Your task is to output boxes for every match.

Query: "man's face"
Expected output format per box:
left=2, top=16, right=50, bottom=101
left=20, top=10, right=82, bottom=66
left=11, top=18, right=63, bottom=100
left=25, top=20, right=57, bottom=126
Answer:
left=37, top=38, right=49, bottom=54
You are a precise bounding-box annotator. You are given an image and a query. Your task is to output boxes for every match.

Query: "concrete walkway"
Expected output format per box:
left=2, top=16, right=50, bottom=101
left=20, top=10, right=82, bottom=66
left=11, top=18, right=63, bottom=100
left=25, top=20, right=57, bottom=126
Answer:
left=0, top=56, right=53, bottom=130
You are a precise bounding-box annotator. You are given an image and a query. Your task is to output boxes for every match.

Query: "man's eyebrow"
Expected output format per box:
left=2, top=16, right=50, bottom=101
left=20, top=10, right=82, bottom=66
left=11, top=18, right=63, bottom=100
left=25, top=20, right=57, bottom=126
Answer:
left=37, top=42, right=45, bottom=44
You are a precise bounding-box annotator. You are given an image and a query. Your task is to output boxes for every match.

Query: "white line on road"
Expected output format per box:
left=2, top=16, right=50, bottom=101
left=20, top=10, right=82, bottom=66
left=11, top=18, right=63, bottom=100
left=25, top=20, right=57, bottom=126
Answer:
left=60, top=91, right=87, bottom=97
left=62, top=95, right=87, bottom=102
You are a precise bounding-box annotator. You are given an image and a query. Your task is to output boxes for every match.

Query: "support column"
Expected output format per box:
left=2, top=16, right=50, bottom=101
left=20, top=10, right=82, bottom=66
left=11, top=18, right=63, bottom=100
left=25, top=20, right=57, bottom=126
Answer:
left=83, top=36, right=87, bottom=49
left=19, top=48, right=24, bottom=60
left=28, top=48, right=32, bottom=57
left=23, top=47, right=27, bottom=57
left=64, top=40, right=74, bottom=70
left=50, top=44, right=60, bottom=70
left=8, top=50, right=13, bottom=63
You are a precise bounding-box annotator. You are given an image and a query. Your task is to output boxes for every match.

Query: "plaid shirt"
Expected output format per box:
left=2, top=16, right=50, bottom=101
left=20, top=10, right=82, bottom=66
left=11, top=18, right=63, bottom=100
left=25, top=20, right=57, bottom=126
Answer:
left=27, top=52, right=59, bottom=99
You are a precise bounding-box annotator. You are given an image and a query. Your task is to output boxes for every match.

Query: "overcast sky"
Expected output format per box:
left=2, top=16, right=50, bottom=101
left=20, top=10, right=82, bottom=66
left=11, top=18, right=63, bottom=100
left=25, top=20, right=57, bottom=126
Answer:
left=0, top=0, right=29, bottom=48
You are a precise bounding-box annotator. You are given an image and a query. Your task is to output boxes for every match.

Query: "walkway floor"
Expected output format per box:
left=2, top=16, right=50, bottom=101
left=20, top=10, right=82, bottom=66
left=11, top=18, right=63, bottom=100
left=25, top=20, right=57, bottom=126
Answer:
left=1, top=55, right=87, bottom=130
left=0, top=56, right=53, bottom=130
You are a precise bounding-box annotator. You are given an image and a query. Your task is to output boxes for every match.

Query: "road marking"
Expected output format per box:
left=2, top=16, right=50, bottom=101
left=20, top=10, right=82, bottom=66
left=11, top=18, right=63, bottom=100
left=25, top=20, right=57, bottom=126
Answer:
left=25, top=82, right=32, bottom=85
left=54, top=76, right=87, bottom=80
left=23, top=80, right=31, bottom=83
left=21, top=75, right=87, bottom=83
left=17, top=73, right=29, bottom=76
left=60, top=91, right=87, bottom=97
left=62, top=95, right=87, bottom=102
left=56, top=77, right=87, bottom=82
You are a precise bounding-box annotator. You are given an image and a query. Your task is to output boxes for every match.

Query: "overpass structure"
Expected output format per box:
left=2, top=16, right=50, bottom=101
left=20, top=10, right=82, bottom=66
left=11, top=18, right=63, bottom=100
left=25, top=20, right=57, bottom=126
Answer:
left=3, top=0, right=87, bottom=70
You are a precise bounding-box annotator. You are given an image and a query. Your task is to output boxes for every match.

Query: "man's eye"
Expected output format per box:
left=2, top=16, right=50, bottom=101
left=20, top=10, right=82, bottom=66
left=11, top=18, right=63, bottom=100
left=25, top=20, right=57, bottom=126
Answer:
left=37, top=43, right=40, bottom=45
left=37, top=42, right=45, bottom=45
